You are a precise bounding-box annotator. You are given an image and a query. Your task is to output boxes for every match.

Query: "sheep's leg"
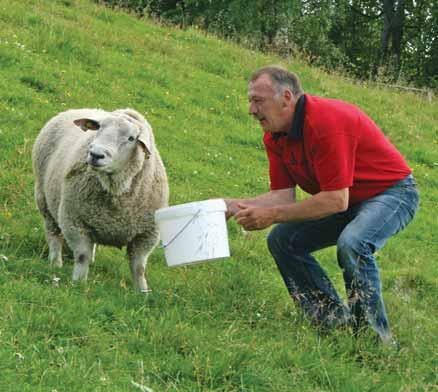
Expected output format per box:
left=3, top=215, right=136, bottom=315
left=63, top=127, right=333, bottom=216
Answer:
left=47, top=230, right=63, bottom=267
left=59, top=202, right=94, bottom=281
left=35, top=184, right=63, bottom=267
left=65, top=234, right=94, bottom=282
left=127, top=234, right=158, bottom=293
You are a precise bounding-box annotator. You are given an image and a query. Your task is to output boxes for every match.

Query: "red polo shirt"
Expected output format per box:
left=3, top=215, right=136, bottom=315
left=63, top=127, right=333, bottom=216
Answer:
left=264, top=94, right=411, bottom=206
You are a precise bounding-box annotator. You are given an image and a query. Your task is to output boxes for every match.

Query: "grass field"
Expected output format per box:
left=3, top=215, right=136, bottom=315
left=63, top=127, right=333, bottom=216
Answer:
left=0, top=0, right=437, bottom=391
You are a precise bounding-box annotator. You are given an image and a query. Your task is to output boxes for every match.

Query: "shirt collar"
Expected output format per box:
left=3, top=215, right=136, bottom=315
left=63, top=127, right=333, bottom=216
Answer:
left=272, top=94, right=306, bottom=141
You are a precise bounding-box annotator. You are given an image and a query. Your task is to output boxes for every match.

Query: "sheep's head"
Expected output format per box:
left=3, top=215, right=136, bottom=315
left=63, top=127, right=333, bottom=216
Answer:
left=74, top=109, right=153, bottom=175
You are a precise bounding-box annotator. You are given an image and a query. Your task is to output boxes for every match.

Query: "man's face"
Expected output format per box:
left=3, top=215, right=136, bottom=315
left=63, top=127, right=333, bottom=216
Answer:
left=248, top=74, right=291, bottom=133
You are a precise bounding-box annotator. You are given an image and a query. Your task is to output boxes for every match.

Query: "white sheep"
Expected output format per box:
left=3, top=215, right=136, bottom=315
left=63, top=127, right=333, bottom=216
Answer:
left=32, top=108, right=169, bottom=292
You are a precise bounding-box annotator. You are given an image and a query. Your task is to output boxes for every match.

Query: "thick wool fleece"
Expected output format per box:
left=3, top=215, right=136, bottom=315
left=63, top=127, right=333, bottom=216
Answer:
left=32, top=108, right=169, bottom=291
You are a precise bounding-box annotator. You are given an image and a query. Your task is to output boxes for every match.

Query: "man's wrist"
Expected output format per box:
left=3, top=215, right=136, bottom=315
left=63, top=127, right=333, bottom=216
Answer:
left=268, top=206, right=281, bottom=224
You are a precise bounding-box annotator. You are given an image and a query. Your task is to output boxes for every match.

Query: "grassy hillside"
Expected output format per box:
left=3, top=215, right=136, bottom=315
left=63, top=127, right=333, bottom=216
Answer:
left=0, top=0, right=437, bottom=391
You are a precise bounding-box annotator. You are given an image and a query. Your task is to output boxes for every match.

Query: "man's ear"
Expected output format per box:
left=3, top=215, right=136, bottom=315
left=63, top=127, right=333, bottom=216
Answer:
left=73, top=118, right=100, bottom=131
left=282, top=89, right=293, bottom=107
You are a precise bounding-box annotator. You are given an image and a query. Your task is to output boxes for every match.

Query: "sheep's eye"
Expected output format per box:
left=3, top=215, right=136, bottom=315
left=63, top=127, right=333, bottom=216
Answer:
left=128, top=136, right=136, bottom=142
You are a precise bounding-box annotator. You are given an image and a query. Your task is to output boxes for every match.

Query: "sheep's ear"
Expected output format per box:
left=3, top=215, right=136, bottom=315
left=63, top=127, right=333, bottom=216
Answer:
left=113, top=109, right=152, bottom=157
left=74, top=118, right=100, bottom=131
left=138, top=124, right=152, bottom=157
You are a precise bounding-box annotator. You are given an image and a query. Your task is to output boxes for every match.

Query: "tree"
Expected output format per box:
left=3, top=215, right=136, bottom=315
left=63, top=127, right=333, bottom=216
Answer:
left=376, top=0, right=406, bottom=80
left=96, top=0, right=438, bottom=89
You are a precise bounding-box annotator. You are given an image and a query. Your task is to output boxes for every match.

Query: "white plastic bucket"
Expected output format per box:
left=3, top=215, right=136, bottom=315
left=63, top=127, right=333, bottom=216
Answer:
left=154, top=199, right=230, bottom=267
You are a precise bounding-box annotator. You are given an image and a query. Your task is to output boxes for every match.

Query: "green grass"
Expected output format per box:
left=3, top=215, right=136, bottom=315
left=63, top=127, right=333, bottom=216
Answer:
left=0, top=0, right=437, bottom=390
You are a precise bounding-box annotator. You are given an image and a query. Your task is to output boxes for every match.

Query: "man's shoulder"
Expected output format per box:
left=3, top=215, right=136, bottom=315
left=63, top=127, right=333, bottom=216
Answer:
left=305, top=95, right=365, bottom=137
left=306, top=94, right=360, bottom=114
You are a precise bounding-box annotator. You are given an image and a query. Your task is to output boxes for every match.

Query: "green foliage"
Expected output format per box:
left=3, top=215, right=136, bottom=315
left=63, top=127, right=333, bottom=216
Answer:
left=0, top=0, right=437, bottom=390
left=96, top=0, right=438, bottom=89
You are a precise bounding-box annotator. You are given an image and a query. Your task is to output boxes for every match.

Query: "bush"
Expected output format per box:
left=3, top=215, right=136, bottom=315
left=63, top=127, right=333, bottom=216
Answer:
left=94, top=0, right=437, bottom=90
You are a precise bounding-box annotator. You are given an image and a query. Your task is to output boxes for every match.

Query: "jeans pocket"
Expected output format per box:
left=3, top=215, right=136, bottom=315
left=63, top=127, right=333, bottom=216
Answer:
left=397, top=187, right=419, bottom=231
left=405, top=186, right=419, bottom=215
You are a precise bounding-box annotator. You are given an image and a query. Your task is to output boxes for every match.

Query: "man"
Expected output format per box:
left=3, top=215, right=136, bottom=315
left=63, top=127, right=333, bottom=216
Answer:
left=226, top=65, right=419, bottom=344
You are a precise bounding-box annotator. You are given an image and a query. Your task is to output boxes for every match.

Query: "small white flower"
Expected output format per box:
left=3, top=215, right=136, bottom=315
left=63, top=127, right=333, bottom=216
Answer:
left=53, top=276, right=61, bottom=287
left=15, top=352, right=24, bottom=360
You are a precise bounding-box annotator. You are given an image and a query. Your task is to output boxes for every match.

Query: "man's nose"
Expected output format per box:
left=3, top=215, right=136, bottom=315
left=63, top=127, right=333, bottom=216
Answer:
left=249, top=102, right=257, bottom=115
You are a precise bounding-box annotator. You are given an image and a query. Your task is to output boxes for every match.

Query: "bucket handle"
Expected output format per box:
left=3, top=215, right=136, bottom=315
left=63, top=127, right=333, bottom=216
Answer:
left=159, top=209, right=202, bottom=249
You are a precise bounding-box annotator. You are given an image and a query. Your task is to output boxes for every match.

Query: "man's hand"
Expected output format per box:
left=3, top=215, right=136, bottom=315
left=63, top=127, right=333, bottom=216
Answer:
left=224, top=199, right=241, bottom=220
left=234, top=203, right=276, bottom=230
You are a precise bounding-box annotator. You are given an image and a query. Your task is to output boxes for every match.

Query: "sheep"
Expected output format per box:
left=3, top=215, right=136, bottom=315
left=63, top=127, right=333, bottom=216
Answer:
left=32, top=108, right=169, bottom=292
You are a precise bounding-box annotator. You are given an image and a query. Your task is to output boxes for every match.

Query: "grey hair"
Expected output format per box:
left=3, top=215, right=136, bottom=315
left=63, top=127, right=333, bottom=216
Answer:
left=250, top=65, right=304, bottom=97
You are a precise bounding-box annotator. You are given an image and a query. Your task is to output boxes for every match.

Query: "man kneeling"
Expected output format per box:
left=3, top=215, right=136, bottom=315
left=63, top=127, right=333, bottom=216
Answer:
left=226, top=66, right=419, bottom=345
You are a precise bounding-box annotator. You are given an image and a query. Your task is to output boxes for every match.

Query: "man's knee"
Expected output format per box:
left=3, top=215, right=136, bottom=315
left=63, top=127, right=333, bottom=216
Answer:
left=338, top=230, right=360, bottom=257
left=337, top=229, right=375, bottom=272
left=267, top=223, right=299, bottom=256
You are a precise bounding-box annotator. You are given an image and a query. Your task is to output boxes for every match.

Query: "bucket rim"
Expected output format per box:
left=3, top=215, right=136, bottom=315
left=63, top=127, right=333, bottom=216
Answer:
left=154, top=198, right=227, bottom=221
left=166, top=254, right=230, bottom=267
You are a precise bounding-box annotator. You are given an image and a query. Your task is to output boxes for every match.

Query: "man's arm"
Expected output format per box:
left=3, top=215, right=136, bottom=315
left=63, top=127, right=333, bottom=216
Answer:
left=224, top=188, right=296, bottom=219
left=234, top=188, right=349, bottom=230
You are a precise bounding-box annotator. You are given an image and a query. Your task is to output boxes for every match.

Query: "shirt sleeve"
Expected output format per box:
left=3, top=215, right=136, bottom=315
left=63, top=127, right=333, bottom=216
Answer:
left=263, top=137, right=296, bottom=190
left=311, top=133, right=358, bottom=191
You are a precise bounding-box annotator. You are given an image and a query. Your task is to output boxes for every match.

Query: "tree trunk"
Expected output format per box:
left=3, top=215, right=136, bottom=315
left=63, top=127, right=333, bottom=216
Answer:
left=391, top=0, right=405, bottom=78
left=376, top=0, right=406, bottom=81
left=380, top=0, right=393, bottom=64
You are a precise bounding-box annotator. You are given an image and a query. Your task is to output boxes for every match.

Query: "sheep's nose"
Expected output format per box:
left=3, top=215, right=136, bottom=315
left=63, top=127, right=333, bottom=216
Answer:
left=89, top=150, right=105, bottom=161
left=88, top=144, right=109, bottom=166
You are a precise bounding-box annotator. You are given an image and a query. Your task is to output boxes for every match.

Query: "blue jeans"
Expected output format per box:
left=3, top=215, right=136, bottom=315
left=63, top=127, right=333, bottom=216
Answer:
left=267, top=175, right=419, bottom=342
